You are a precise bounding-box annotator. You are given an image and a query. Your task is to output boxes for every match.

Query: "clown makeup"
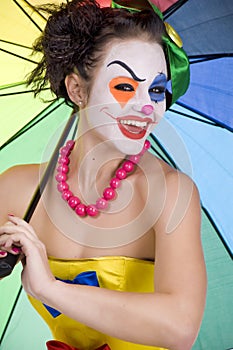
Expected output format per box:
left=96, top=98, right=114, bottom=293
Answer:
left=84, top=40, right=167, bottom=155
left=149, top=73, right=167, bottom=103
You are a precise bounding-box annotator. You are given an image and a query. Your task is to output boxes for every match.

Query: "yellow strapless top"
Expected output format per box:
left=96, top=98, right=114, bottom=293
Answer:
left=28, top=256, right=168, bottom=350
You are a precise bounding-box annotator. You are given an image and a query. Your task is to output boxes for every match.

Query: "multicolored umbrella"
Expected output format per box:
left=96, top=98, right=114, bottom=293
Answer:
left=0, top=0, right=233, bottom=349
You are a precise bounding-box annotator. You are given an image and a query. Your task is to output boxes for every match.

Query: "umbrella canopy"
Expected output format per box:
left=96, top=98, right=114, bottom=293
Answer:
left=0, top=0, right=233, bottom=349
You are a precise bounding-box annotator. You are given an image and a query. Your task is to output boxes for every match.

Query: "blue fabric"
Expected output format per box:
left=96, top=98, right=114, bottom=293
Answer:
left=154, top=106, right=233, bottom=255
left=167, top=0, right=233, bottom=56
left=165, top=0, right=233, bottom=131
left=43, top=271, right=99, bottom=318
left=178, top=58, right=233, bottom=131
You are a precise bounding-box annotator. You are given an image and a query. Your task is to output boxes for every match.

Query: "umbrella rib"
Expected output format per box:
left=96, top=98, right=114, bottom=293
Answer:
left=177, top=13, right=233, bottom=33
left=0, top=100, right=66, bottom=151
left=176, top=101, right=233, bottom=132
left=0, top=113, right=78, bottom=342
left=149, top=133, right=178, bottom=169
left=201, top=206, right=233, bottom=259
left=0, top=88, right=49, bottom=97
left=0, top=285, right=23, bottom=345
left=0, top=48, right=37, bottom=64
left=189, top=54, right=233, bottom=64
left=0, top=39, right=31, bottom=50
left=0, top=81, right=27, bottom=91
left=163, top=0, right=189, bottom=19
left=168, top=108, right=219, bottom=127
left=23, top=0, right=48, bottom=21
left=13, top=0, right=43, bottom=32
left=149, top=142, right=172, bottom=165
left=149, top=134, right=233, bottom=259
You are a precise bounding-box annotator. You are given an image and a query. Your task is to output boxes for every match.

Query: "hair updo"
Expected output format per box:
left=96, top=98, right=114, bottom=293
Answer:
left=27, top=0, right=167, bottom=105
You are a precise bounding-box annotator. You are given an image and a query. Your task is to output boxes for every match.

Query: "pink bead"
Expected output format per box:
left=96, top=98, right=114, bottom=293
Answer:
left=129, top=155, right=141, bottom=164
left=57, top=164, right=69, bottom=174
left=116, top=168, right=127, bottom=180
left=68, top=196, right=80, bottom=209
left=143, top=139, right=151, bottom=150
left=110, top=177, right=121, bottom=189
left=60, top=146, right=70, bottom=156
left=103, top=187, right=116, bottom=200
left=57, top=182, right=69, bottom=192
left=139, top=140, right=151, bottom=156
left=62, top=190, right=72, bottom=201
left=96, top=197, right=109, bottom=210
left=58, top=156, right=70, bottom=165
left=86, top=205, right=99, bottom=217
left=66, top=140, right=75, bottom=150
left=55, top=173, right=67, bottom=182
left=75, top=203, right=86, bottom=217
left=55, top=139, right=148, bottom=219
left=123, top=160, right=134, bottom=173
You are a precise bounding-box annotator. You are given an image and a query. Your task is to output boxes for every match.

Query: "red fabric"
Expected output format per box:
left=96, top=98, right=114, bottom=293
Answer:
left=97, top=0, right=178, bottom=12
left=97, top=0, right=111, bottom=7
left=46, top=340, right=111, bottom=350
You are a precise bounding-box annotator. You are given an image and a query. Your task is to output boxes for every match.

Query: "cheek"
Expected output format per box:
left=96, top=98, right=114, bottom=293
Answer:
left=156, top=100, right=166, bottom=121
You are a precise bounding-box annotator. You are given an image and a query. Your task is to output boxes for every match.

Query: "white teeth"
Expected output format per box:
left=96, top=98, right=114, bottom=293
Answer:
left=120, top=120, right=147, bottom=127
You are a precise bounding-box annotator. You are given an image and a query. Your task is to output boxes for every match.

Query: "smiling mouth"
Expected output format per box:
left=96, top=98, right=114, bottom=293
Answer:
left=117, top=116, right=152, bottom=140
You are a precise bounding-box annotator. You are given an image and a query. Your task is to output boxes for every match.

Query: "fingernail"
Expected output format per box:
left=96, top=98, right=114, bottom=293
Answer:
left=12, top=247, right=21, bottom=253
left=0, top=251, right=7, bottom=256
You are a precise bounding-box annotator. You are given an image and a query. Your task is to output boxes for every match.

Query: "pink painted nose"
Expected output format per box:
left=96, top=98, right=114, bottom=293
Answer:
left=141, top=104, right=154, bottom=115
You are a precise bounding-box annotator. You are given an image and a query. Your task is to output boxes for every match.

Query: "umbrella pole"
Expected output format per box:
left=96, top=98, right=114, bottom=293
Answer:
left=0, top=111, right=78, bottom=278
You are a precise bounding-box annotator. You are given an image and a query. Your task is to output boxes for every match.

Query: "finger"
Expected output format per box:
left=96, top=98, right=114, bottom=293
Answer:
left=0, top=229, right=34, bottom=258
left=3, top=233, right=31, bottom=258
left=3, top=237, right=22, bottom=253
left=0, top=224, right=38, bottom=243
left=7, top=215, right=37, bottom=237
left=0, top=250, right=7, bottom=257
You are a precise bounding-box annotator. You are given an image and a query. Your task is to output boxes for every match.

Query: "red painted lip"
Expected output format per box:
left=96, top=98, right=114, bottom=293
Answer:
left=117, top=116, right=152, bottom=140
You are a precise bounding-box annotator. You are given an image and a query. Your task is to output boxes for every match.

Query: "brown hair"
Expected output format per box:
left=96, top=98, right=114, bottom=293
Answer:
left=27, top=0, right=166, bottom=105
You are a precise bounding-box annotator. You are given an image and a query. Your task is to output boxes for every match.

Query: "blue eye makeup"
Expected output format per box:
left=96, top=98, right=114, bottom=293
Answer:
left=148, top=73, right=167, bottom=103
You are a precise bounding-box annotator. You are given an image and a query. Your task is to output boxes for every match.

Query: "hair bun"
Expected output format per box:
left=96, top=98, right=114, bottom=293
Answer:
left=43, top=0, right=104, bottom=60
left=68, top=0, right=104, bottom=39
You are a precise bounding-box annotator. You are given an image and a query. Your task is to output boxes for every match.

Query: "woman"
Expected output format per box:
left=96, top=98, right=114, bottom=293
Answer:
left=0, top=1, right=206, bottom=349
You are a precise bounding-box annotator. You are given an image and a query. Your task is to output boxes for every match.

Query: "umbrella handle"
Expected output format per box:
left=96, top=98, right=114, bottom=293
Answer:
left=0, top=112, right=77, bottom=278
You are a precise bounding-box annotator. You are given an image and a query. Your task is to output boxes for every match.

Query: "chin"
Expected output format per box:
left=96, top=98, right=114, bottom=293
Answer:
left=113, top=138, right=145, bottom=156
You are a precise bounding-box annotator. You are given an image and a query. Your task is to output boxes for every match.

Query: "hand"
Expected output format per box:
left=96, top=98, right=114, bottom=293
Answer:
left=0, top=216, right=22, bottom=258
left=0, top=215, right=56, bottom=300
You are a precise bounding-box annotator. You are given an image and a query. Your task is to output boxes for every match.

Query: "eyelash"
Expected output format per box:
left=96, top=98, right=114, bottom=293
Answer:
left=114, top=83, right=134, bottom=92
left=149, top=85, right=166, bottom=103
left=149, top=86, right=166, bottom=94
left=113, top=83, right=166, bottom=104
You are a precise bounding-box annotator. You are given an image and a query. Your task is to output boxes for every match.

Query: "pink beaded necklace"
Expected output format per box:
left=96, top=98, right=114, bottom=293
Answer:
left=55, top=139, right=151, bottom=217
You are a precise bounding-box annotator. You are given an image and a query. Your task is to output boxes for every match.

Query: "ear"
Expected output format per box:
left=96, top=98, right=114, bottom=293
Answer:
left=65, top=73, right=87, bottom=106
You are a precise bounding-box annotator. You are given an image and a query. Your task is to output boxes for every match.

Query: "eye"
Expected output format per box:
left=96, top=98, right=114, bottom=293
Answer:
left=149, top=86, right=166, bottom=94
left=114, top=83, right=135, bottom=92
left=149, top=85, right=166, bottom=103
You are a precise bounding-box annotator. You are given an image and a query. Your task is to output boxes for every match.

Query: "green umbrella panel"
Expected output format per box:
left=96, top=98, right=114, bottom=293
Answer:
left=0, top=0, right=73, bottom=346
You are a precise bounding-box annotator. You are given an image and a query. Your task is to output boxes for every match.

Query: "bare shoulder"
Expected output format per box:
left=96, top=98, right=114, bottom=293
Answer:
left=140, top=151, right=200, bottom=230
left=0, top=164, right=44, bottom=223
left=145, top=150, right=199, bottom=199
left=148, top=156, right=206, bottom=334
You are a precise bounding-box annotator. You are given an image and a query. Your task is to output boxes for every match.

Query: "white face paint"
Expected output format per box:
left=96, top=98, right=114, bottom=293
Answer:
left=83, top=39, right=167, bottom=155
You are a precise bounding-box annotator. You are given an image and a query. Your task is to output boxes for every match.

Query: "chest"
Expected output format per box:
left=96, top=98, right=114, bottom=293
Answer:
left=30, top=176, right=156, bottom=260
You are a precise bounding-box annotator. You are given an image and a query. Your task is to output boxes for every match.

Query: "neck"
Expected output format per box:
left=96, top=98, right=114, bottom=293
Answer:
left=68, top=132, right=126, bottom=203
left=54, top=133, right=150, bottom=217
